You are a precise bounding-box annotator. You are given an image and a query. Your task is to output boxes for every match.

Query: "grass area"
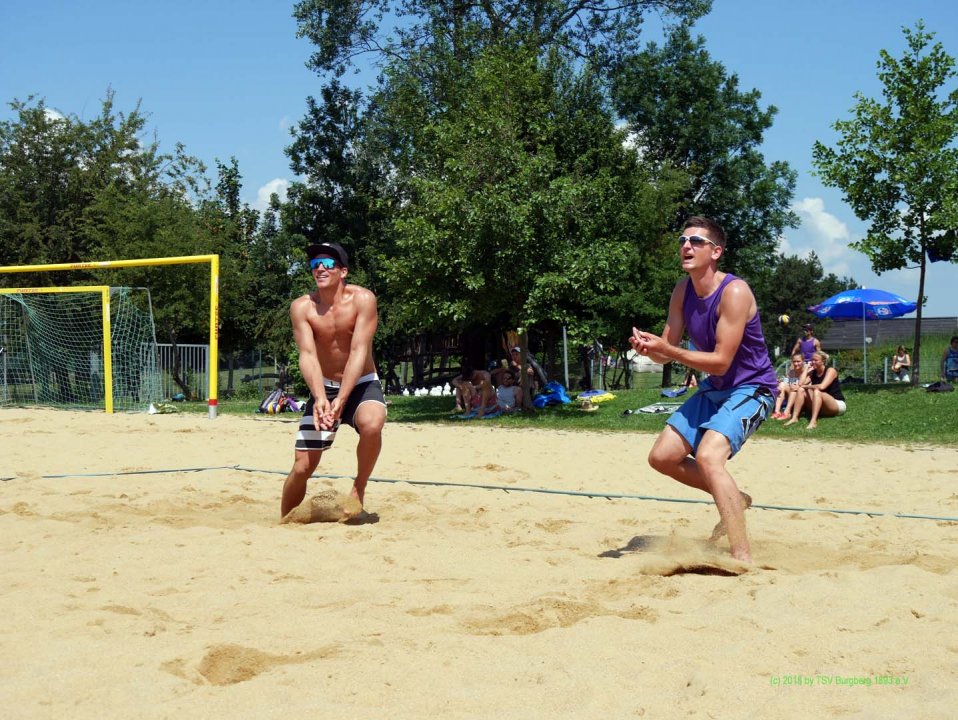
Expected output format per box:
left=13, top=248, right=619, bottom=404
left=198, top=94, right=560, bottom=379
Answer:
left=179, top=382, right=958, bottom=446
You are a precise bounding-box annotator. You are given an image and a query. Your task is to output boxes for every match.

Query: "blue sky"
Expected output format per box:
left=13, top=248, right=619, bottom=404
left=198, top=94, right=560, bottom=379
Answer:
left=2, top=1, right=955, bottom=317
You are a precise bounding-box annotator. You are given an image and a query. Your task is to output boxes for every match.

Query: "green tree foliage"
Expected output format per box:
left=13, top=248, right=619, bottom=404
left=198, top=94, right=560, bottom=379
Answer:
left=0, top=92, right=303, bottom=378
left=382, top=46, right=682, bottom=343
left=812, top=22, right=958, bottom=383
left=285, top=80, right=388, bottom=281
left=612, top=26, right=798, bottom=278
left=751, top=252, right=855, bottom=360
left=293, top=0, right=711, bottom=77
left=0, top=93, right=220, bottom=347
left=288, top=2, right=707, bottom=350
left=0, top=93, right=204, bottom=278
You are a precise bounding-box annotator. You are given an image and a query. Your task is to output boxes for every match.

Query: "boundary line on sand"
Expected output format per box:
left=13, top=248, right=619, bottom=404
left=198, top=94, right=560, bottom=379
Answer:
left=13, top=465, right=958, bottom=523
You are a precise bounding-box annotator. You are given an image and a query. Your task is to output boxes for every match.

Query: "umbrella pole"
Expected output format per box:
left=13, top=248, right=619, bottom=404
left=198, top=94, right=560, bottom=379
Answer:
left=862, top=303, right=867, bottom=383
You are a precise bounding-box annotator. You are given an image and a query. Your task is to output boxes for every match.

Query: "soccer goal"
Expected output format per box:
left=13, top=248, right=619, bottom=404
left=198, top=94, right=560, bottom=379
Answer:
left=0, top=286, right=162, bottom=412
left=0, top=254, right=220, bottom=417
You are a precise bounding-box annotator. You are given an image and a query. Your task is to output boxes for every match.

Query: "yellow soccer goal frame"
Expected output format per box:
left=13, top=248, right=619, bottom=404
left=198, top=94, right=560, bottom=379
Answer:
left=0, top=255, right=220, bottom=418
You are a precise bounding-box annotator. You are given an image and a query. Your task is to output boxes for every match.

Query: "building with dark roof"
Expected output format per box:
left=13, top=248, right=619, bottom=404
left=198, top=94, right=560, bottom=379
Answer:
left=819, top=316, right=957, bottom=350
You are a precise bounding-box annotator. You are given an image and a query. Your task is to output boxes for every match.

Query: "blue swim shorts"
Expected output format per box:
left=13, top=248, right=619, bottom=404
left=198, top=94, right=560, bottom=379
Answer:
left=666, top=380, right=773, bottom=458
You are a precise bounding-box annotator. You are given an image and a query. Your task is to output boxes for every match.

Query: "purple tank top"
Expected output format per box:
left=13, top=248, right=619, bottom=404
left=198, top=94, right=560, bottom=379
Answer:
left=799, top=337, right=817, bottom=361
left=683, top=274, right=779, bottom=393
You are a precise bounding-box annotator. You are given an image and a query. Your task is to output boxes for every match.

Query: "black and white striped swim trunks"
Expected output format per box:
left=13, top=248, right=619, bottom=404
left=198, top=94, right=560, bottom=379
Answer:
left=295, top=373, right=385, bottom=452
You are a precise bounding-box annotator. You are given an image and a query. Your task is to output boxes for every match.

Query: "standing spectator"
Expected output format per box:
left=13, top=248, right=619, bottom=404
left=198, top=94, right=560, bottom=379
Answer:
left=791, top=323, right=821, bottom=363
left=942, top=336, right=958, bottom=381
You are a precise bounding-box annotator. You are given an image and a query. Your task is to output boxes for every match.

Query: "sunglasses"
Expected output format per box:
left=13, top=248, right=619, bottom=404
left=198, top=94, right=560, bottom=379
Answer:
left=678, top=234, right=719, bottom=249
left=310, top=257, right=338, bottom=271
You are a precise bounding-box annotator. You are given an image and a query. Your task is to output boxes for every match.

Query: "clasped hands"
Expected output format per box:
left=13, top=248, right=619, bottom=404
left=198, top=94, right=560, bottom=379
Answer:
left=313, top=397, right=343, bottom=430
left=629, top=326, right=666, bottom=357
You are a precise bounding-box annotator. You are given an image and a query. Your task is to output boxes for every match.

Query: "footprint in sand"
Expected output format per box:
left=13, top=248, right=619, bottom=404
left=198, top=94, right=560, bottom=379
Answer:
left=164, top=643, right=339, bottom=685
left=281, top=489, right=363, bottom=524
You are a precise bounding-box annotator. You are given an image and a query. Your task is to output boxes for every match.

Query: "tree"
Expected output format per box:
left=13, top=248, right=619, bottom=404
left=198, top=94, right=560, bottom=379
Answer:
left=287, top=3, right=705, bottom=348
left=293, top=0, right=711, bottom=78
left=379, top=45, right=682, bottom=385
left=812, top=22, right=958, bottom=383
left=612, top=25, right=798, bottom=279
left=0, top=92, right=306, bottom=396
left=750, top=252, right=855, bottom=361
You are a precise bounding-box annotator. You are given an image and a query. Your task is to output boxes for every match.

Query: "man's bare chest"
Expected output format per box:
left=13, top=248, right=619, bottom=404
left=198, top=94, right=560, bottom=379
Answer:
left=308, top=305, right=357, bottom=343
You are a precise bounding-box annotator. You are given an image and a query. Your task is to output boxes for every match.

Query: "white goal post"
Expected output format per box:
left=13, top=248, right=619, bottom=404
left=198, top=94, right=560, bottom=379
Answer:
left=0, top=255, right=220, bottom=418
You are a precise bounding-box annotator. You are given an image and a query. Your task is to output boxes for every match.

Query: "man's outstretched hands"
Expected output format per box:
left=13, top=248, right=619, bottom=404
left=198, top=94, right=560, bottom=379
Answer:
left=630, top=326, right=666, bottom=358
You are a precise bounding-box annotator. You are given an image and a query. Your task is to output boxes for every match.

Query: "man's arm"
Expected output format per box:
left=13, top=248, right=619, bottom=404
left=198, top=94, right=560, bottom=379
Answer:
left=291, top=296, right=330, bottom=428
left=790, top=338, right=801, bottom=356
left=629, top=280, right=687, bottom=365
left=633, top=279, right=753, bottom=376
left=330, top=289, right=378, bottom=418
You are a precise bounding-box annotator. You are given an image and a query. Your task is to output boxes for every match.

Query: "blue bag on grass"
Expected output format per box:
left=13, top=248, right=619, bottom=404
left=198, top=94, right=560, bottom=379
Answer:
left=532, top=381, right=571, bottom=408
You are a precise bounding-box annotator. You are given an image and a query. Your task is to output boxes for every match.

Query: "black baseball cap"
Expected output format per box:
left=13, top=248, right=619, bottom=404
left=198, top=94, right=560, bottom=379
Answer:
left=803, top=323, right=814, bottom=330
left=305, top=241, right=349, bottom=269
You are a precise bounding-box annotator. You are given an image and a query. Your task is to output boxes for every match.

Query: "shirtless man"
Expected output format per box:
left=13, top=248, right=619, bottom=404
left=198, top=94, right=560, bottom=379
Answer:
left=451, top=363, right=496, bottom=416
left=280, top=241, right=387, bottom=518
left=630, top=216, right=778, bottom=562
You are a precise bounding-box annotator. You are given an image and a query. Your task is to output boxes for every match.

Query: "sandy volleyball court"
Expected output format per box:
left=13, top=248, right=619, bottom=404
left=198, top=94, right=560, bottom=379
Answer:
left=1, top=407, right=956, bottom=718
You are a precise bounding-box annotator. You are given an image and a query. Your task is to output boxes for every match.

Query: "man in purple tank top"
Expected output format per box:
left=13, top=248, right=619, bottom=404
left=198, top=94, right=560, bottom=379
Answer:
left=630, top=216, right=778, bottom=563
left=791, top=323, right=820, bottom=363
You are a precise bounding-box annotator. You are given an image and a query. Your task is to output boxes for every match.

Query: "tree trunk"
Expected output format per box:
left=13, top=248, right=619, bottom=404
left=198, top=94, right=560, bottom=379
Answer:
left=226, top=352, right=235, bottom=398
left=518, top=332, right=534, bottom=410
left=169, top=329, right=194, bottom=401
left=913, top=233, right=927, bottom=385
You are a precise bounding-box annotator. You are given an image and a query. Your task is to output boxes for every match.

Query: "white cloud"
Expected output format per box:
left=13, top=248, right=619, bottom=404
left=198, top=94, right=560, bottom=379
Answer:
left=786, top=196, right=951, bottom=315
left=252, top=178, right=289, bottom=212
left=43, top=108, right=66, bottom=123
left=784, top=197, right=857, bottom=274
left=278, top=116, right=290, bottom=131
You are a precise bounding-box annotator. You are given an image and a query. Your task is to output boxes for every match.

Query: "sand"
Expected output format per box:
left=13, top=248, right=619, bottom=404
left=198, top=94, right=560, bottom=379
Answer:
left=1, top=407, right=956, bottom=718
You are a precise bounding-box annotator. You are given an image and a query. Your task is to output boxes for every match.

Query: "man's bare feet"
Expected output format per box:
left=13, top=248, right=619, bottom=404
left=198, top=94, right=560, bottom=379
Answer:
left=709, top=492, right=752, bottom=542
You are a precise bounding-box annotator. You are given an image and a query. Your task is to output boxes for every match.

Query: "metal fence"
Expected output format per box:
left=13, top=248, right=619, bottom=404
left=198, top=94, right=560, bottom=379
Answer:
left=156, top=343, right=209, bottom=400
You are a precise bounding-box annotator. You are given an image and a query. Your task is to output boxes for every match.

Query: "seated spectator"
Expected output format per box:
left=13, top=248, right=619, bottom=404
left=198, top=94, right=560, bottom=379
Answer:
left=942, top=336, right=958, bottom=381
left=495, top=370, right=522, bottom=412
left=772, top=353, right=806, bottom=419
left=451, top=363, right=496, bottom=416
left=891, top=345, right=911, bottom=382
left=489, top=359, right=512, bottom=386
left=503, top=346, right=540, bottom=395
left=784, top=351, right=845, bottom=430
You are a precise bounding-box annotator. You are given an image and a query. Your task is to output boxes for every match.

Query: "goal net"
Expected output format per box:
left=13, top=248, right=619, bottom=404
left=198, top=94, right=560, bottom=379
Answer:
left=0, top=286, right=161, bottom=412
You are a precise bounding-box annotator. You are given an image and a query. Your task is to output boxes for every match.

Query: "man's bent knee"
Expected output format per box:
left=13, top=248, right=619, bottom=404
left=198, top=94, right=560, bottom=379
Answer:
left=648, top=446, right=680, bottom=474
left=354, top=404, right=386, bottom=437
left=291, top=450, right=322, bottom=477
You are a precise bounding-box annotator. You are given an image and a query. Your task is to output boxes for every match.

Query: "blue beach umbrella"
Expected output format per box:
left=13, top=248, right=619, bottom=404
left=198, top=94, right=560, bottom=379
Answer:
left=808, top=288, right=917, bottom=381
